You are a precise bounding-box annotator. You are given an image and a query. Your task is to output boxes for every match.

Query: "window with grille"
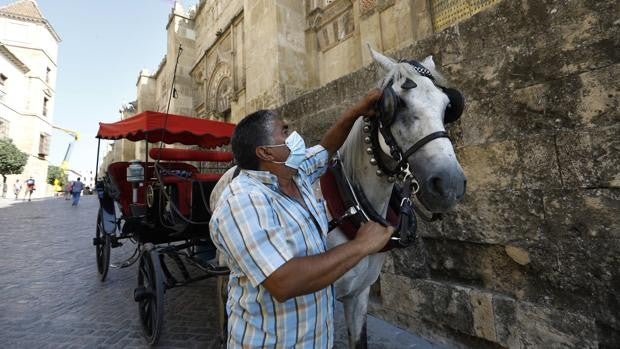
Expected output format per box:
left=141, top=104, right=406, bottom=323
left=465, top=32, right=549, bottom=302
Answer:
left=0, top=73, right=6, bottom=101
left=43, top=97, right=49, bottom=116
left=431, top=0, right=501, bottom=31
left=39, top=133, right=50, bottom=157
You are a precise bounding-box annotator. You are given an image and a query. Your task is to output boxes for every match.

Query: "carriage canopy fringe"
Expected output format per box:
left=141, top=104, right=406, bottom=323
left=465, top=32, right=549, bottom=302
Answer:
left=96, top=111, right=235, bottom=148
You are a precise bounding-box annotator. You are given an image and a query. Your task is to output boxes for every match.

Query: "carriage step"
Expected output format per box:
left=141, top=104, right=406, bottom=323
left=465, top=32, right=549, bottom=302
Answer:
left=92, top=237, right=101, bottom=246
left=134, top=286, right=153, bottom=302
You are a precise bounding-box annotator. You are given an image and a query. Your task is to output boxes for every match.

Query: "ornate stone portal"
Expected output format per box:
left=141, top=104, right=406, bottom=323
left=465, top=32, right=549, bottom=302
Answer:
left=207, top=62, right=232, bottom=120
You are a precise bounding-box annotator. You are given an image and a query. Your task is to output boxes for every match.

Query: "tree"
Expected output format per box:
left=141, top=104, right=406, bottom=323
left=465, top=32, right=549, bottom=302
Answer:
left=47, top=165, right=67, bottom=187
left=0, top=138, right=28, bottom=197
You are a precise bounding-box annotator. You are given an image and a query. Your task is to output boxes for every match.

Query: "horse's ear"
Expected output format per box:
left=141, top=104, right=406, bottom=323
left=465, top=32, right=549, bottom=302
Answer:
left=420, top=55, right=436, bottom=71
left=368, top=44, right=396, bottom=72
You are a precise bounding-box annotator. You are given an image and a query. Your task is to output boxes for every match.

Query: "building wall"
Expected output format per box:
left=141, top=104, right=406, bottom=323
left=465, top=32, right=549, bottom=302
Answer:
left=275, top=0, right=619, bottom=347
left=123, top=0, right=445, bottom=131
left=0, top=5, right=60, bottom=198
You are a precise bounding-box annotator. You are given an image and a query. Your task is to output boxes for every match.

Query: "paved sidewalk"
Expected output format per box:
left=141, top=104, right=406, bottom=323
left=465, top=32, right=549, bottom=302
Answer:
left=0, top=196, right=444, bottom=348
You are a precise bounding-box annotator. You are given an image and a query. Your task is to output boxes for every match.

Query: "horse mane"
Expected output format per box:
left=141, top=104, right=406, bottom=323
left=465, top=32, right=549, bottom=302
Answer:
left=379, top=60, right=448, bottom=88
left=339, top=118, right=366, bottom=184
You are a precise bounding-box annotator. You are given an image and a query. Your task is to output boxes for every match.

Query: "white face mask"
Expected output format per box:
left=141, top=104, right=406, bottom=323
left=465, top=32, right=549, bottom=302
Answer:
left=262, top=131, right=306, bottom=170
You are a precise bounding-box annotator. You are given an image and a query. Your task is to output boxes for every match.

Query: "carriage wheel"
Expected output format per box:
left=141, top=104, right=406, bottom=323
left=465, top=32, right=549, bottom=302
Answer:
left=95, top=211, right=111, bottom=281
left=217, top=274, right=229, bottom=346
left=136, top=244, right=165, bottom=345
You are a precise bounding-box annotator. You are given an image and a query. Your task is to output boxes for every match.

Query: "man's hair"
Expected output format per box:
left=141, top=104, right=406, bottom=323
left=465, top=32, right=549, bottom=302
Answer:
left=231, top=110, right=277, bottom=170
left=77, top=178, right=80, bottom=181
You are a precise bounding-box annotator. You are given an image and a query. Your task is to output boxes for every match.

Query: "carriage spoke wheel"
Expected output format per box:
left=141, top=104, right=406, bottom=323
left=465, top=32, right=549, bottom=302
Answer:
left=137, top=244, right=165, bottom=346
left=95, top=211, right=111, bottom=281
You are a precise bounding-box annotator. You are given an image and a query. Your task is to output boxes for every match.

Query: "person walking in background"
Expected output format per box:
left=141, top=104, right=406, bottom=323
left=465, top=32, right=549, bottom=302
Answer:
left=71, top=177, right=84, bottom=206
left=13, top=179, right=22, bottom=200
left=64, top=182, right=72, bottom=200
left=24, top=176, right=35, bottom=201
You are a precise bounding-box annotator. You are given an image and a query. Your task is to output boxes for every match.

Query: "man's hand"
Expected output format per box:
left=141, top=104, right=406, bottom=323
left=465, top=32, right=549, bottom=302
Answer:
left=262, top=220, right=394, bottom=302
left=350, top=88, right=381, bottom=118
left=320, top=88, right=382, bottom=158
left=352, top=221, right=394, bottom=255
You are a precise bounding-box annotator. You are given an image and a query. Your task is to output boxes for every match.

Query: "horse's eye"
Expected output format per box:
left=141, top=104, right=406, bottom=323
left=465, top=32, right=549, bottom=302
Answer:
left=401, top=78, right=417, bottom=90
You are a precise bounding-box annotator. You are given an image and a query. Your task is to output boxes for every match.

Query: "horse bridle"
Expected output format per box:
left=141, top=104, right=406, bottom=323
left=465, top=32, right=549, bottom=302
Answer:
left=365, top=59, right=464, bottom=185
left=349, top=59, right=465, bottom=245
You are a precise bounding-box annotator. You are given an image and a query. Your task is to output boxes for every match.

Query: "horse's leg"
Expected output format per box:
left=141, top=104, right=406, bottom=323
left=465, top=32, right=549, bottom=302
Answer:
left=342, top=286, right=371, bottom=349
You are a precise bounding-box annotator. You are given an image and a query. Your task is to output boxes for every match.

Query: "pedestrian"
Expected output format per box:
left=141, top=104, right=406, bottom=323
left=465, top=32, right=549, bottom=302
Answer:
left=209, top=89, right=393, bottom=348
left=64, top=182, right=72, bottom=200
left=71, top=177, right=84, bottom=206
left=13, top=179, right=21, bottom=200
left=24, top=176, right=35, bottom=201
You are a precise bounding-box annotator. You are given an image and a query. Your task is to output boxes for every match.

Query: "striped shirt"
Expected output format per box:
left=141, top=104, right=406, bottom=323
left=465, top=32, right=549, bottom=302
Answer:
left=210, top=145, right=334, bottom=349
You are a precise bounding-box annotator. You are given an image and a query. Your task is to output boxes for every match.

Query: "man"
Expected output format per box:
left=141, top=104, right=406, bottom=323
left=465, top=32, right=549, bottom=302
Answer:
left=71, top=177, right=84, bottom=206
left=13, top=179, right=21, bottom=200
left=64, top=182, right=72, bottom=200
left=24, top=176, right=35, bottom=201
left=209, top=89, right=393, bottom=348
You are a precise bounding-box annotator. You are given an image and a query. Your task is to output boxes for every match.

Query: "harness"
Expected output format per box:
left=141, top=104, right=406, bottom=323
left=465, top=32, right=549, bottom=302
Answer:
left=320, top=59, right=465, bottom=251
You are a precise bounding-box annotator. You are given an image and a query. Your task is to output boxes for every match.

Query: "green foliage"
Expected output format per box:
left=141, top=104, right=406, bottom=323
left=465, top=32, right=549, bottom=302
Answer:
left=47, top=165, right=67, bottom=186
left=0, top=138, right=28, bottom=180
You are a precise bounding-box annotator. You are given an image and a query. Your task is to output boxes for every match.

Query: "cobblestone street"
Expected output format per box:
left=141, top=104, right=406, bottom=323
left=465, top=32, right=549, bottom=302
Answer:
left=0, top=196, right=442, bottom=349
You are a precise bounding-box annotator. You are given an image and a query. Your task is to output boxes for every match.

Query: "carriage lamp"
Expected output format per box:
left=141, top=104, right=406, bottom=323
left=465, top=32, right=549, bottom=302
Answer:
left=127, top=160, right=144, bottom=203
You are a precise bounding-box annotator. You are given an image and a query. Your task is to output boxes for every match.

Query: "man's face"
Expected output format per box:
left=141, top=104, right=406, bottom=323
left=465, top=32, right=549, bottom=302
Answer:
left=266, top=118, right=291, bottom=162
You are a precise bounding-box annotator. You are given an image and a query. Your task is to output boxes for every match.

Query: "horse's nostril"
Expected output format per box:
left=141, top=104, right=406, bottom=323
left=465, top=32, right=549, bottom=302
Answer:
left=429, top=177, right=444, bottom=196
left=456, top=179, right=467, bottom=200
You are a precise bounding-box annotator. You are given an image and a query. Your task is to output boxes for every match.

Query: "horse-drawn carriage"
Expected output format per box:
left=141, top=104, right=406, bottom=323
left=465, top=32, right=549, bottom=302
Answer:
left=93, top=111, right=235, bottom=345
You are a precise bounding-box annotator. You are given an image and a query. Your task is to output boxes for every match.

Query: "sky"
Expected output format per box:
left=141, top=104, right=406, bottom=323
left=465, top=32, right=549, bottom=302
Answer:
left=4, top=0, right=197, bottom=176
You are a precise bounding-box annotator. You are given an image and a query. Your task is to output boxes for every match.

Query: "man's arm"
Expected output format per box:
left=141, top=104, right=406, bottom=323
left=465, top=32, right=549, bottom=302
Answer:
left=320, top=89, right=381, bottom=159
left=262, top=221, right=393, bottom=302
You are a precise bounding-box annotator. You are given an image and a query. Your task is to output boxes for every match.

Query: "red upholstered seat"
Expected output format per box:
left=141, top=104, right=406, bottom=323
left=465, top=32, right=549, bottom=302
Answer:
left=107, top=162, right=196, bottom=217
left=106, top=161, right=224, bottom=218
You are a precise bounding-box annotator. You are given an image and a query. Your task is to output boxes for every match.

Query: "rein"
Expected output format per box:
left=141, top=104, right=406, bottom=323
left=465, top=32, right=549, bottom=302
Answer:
left=323, top=156, right=417, bottom=249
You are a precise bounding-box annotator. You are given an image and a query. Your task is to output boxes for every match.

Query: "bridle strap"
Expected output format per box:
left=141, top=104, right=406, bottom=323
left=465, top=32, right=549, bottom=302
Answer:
left=401, top=131, right=449, bottom=165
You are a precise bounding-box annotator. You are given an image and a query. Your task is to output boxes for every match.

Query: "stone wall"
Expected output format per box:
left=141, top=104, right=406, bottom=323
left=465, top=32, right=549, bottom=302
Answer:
left=276, top=0, right=619, bottom=347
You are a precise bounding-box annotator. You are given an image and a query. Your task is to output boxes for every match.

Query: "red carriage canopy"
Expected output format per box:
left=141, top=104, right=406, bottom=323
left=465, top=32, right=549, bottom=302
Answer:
left=96, top=111, right=235, bottom=148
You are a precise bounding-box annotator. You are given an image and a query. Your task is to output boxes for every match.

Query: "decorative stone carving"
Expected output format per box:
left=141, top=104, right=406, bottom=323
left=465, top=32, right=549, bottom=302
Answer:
left=215, top=77, right=231, bottom=113
left=207, top=63, right=232, bottom=117
left=307, top=0, right=355, bottom=52
left=360, top=0, right=377, bottom=12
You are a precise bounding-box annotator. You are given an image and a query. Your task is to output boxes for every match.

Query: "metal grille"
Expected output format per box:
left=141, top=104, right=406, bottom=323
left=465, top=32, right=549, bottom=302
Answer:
left=431, top=0, right=502, bottom=31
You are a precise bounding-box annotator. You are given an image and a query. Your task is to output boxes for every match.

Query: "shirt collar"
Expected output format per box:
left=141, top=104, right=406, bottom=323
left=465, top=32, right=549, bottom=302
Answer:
left=241, top=168, right=303, bottom=188
left=241, top=169, right=280, bottom=186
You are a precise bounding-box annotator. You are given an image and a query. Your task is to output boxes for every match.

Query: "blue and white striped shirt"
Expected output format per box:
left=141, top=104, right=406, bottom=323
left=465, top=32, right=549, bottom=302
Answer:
left=210, top=145, right=334, bottom=349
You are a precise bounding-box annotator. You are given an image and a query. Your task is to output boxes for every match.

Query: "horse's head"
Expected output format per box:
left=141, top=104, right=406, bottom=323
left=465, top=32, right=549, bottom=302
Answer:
left=369, top=46, right=466, bottom=212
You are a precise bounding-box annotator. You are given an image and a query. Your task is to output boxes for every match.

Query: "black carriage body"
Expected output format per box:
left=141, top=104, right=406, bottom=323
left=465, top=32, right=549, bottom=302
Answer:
left=94, top=111, right=234, bottom=345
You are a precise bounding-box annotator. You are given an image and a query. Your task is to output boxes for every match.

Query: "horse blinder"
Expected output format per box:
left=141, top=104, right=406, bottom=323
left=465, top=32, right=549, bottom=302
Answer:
left=378, top=84, right=402, bottom=127
left=441, top=87, right=465, bottom=124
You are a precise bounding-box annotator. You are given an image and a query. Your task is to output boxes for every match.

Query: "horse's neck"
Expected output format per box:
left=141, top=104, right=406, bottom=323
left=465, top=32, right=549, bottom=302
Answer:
left=339, top=119, right=393, bottom=215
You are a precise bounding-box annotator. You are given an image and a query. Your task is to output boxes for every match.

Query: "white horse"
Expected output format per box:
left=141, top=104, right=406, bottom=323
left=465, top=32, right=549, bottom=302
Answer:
left=210, top=47, right=466, bottom=348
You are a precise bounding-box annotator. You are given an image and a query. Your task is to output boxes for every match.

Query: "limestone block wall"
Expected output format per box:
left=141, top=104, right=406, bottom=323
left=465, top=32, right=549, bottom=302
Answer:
left=276, top=0, right=619, bottom=347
